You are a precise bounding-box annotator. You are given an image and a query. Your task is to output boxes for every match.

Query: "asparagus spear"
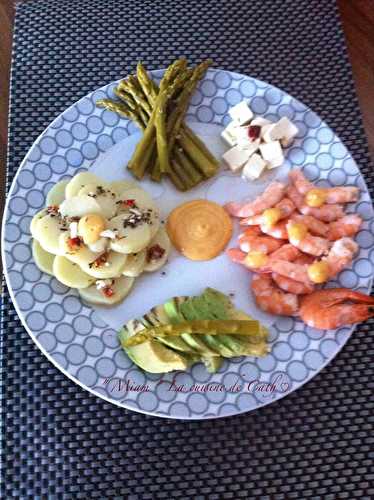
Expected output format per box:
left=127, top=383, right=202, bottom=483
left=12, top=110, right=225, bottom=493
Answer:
left=96, top=99, right=146, bottom=129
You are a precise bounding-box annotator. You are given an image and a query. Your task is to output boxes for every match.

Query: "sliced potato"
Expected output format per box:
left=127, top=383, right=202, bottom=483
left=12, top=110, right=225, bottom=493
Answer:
left=144, top=226, right=171, bottom=272
left=65, top=172, right=103, bottom=199
left=32, top=239, right=55, bottom=275
left=122, top=250, right=146, bottom=277
left=110, top=180, right=137, bottom=197
left=108, top=214, right=152, bottom=254
left=79, top=276, right=135, bottom=306
left=30, top=209, right=47, bottom=239
left=78, top=183, right=117, bottom=219
left=36, top=213, right=67, bottom=255
left=59, top=195, right=103, bottom=218
left=46, top=180, right=69, bottom=206
left=115, top=187, right=160, bottom=237
left=53, top=256, right=95, bottom=288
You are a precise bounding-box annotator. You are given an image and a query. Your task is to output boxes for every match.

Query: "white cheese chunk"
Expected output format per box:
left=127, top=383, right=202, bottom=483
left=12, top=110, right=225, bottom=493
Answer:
left=69, top=221, right=78, bottom=238
left=96, top=279, right=113, bottom=290
left=251, top=117, right=271, bottom=127
left=221, top=121, right=240, bottom=147
left=88, top=237, right=108, bottom=253
left=261, top=123, right=274, bottom=141
left=228, top=101, right=253, bottom=126
left=100, top=229, right=117, bottom=239
left=222, top=145, right=251, bottom=172
left=242, top=154, right=268, bottom=181
left=260, top=141, right=283, bottom=162
left=262, top=117, right=298, bottom=146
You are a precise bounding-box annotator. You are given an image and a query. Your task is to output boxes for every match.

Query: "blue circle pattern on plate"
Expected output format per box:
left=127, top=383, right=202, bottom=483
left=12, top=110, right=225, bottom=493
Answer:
left=2, top=69, right=374, bottom=420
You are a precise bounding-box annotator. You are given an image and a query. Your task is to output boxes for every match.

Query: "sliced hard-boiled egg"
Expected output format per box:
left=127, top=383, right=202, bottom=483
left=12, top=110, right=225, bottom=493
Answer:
left=108, top=213, right=152, bottom=254
left=32, top=239, right=55, bottom=275
left=122, top=249, right=147, bottom=277
left=65, top=172, right=103, bottom=199
left=59, top=195, right=103, bottom=218
left=53, top=256, right=96, bottom=288
left=78, top=183, right=117, bottom=219
left=78, top=276, right=135, bottom=306
left=46, top=180, right=69, bottom=206
left=30, top=209, right=47, bottom=239
left=35, top=212, right=67, bottom=255
left=144, top=226, right=171, bottom=272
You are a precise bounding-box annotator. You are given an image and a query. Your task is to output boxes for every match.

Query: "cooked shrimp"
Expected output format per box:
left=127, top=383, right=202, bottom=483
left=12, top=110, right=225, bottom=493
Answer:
left=299, top=288, right=374, bottom=329
left=251, top=274, right=299, bottom=316
left=260, top=220, right=288, bottom=239
left=269, top=259, right=312, bottom=284
left=240, top=197, right=295, bottom=226
left=290, top=169, right=359, bottom=204
left=286, top=222, right=330, bottom=257
left=289, top=169, right=314, bottom=194
left=269, top=244, right=301, bottom=262
left=225, top=181, right=287, bottom=218
left=287, top=184, right=344, bottom=221
left=294, top=253, right=315, bottom=265
left=238, top=229, right=283, bottom=254
left=328, top=214, right=362, bottom=241
left=272, top=272, right=315, bottom=295
left=226, top=248, right=270, bottom=273
left=291, top=213, right=329, bottom=237
left=323, top=237, right=358, bottom=277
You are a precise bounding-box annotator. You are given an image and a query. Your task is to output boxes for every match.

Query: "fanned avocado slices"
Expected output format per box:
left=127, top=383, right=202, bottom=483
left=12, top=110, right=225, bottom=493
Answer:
left=119, top=288, right=269, bottom=374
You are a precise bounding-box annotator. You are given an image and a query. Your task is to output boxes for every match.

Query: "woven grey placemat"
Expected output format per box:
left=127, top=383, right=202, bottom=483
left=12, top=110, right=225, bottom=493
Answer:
left=1, top=0, right=373, bottom=498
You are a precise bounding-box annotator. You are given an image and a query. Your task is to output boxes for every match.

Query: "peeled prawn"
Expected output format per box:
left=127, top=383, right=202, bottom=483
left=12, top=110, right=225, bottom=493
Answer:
left=260, top=220, right=288, bottom=239
left=269, top=259, right=312, bottom=284
left=251, top=274, right=299, bottom=316
left=291, top=213, right=329, bottom=237
left=272, top=272, right=315, bottom=295
left=225, top=181, right=287, bottom=218
left=323, top=237, right=358, bottom=278
left=328, top=214, right=362, bottom=241
left=290, top=169, right=359, bottom=204
left=238, top=229, right=283, bottom=254
left=287, top=184, right=344, bottom=221
left=240, top=198, right=295, bottom=226
left=286, top=222, right=330, bottom=257
left=226, top=248, right=270, bottom=273
left=299, top=288, right=374, bottom=329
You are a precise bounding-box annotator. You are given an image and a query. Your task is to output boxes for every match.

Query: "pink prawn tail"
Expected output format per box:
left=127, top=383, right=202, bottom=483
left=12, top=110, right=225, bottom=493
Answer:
left=226, top=248, right=246, bottom=264
left=224, top=202, right=243, bottom=217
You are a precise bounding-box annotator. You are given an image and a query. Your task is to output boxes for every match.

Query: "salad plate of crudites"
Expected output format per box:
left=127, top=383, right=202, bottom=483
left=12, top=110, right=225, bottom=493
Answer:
left=2, top=58, right=374, bottom=419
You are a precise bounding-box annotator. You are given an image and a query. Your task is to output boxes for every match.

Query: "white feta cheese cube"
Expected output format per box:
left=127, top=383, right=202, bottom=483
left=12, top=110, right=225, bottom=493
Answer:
left=267, top=155, right=284, bottom=169
left=228, top=101, right=253, bottom=126
left=261, top=123, right=274, bottom=141
left=251, top=117, right=271, bottom=127
left=262, top=117, right=298, bottom=146
left=236, top=126, right=261, bottom=150
left=221, top=121, right=239, bottom=147
left=242, top=154, right=268, bottom=181
left=222, top=145, right=251, bottom=172
left=260, top=141, right=283, bottom=162
left=276, top=117, right=299, bottom=147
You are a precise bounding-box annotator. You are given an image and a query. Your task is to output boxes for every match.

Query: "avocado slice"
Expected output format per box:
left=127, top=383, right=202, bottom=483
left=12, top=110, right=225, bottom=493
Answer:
left=202, top=356, right=223, bottom=373
left=165, top=298, right=219, bottom=357
left=145, top=306, right=196, bottom=354
left=119, top=319, right=190, bottom=373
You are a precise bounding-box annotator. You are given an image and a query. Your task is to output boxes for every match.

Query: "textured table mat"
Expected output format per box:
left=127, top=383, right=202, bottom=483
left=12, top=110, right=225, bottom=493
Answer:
left=1, top=0, right=373, bottom=498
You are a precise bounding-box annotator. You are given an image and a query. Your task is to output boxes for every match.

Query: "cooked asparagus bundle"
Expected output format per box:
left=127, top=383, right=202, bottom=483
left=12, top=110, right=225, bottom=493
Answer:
left=96, top=58, right=219, bottom=190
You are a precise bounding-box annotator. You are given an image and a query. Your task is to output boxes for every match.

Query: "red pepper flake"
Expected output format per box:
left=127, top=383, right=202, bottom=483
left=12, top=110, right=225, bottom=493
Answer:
left=147, top=244, right=165, bottom=262
left=103, top=286, right=114, bottom=297
left=89, top=252, right=108, bottom=269
left=248, top=125, right=261, bottom=140
left=123, top=199, right=136, bottom=208
left=47, top=205, right=59, bottom=214
left=67, top=237, right=82, bottom=250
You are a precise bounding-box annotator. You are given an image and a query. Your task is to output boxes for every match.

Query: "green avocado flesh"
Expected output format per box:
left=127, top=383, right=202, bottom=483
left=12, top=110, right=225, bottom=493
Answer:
left=119, top=288, right=269, bottom=374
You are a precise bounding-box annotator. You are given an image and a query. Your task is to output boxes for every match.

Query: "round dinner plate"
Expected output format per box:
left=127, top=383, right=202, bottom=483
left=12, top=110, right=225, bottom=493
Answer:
left=2, top=68, right=374, bottom=420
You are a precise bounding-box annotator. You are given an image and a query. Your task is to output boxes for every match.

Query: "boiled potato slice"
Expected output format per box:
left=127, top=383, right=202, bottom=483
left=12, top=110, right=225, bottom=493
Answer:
left=59, top=233, right=128, bottom=279
left=122, top=249, right=146, bottom=277
left=53, top=256, right=95, bottom=289
left=116, top=187, right=160, bottom=237
left=78, top=183, right=117, bottom=219
left=108, top=214, right=152, bottom=254
left=46, top=180, right=69, bottom=206
left=65, top=172, right=103, bottom=199
left=30, top=209, right=47, bottom=239
left=144, top=227, right=171, bottom=272
left=79, top=276, right=135, bottom=306
left=36, top=213, right=67, bottom=255
left=110, top=180, right=137, bottom=197
left=59, top=195, right=103, bottom=218
left=32, top=239, right=55, bottom=275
